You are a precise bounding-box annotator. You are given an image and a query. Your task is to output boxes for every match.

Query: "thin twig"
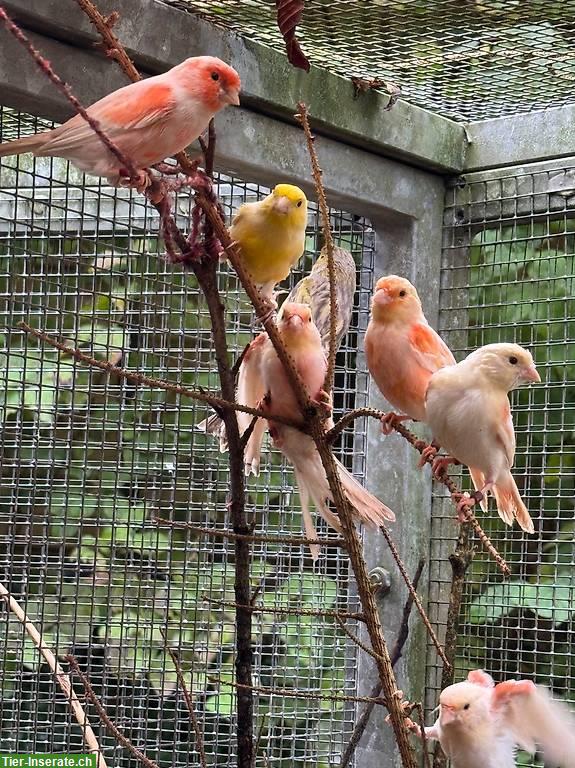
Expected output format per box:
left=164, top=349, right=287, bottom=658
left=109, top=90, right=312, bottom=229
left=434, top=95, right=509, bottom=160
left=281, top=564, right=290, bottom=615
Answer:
left=164, top=642, right=207, bottom=768
left=339, top=561, right=425, bottom=768
left=0, top=7, right=138, bottom=182
left=295, top=103, right=338, bottom=393
left=326, top=407, right=510, bottom=576
left=390, top=559, right=426, bottom=667
left=380, top=526, right=448, bottom=669
left=433, top=523, right=473, bottom=768
left=335, top=615, right=382, bottom=662
left=0, top=584, right=107, bottom=768
left=66, top=655, right=159, bottom=768
left=18, top=322, right=301, bottom=429
left=414, top=702, right=432, bottom=768
left=208, top=678, right=387, bottom=707
left=154, top=518, right=346, bottom=548
left=200, top=596, right=365, bottom=623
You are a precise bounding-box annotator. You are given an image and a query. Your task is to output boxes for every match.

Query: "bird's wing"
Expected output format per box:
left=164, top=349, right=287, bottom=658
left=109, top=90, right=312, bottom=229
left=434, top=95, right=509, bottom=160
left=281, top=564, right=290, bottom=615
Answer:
left=408, top=322, right=456, bottom=374
left=237, top=334, right=269, bottom=474
left=494, top=401, right=516, bottom=467
left=493, top=681, right=575, bottom=767
left=38, top=82, right=177, bottom=154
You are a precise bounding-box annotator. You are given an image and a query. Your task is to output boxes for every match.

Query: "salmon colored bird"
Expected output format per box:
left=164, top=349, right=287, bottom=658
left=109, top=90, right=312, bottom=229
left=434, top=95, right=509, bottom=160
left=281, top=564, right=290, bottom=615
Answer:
left=228, top=184, right=308, bottom=302
left=364, top=275, right=455, bottom=432
left=253, top=302, right=395, bottom=558
left=425, top=343, right=540, bottom=533
left=408, top=669, right=575, bottom=768
left=0, top=56, right=241, bottom=186
left=198, top=246, right=356, bottom=452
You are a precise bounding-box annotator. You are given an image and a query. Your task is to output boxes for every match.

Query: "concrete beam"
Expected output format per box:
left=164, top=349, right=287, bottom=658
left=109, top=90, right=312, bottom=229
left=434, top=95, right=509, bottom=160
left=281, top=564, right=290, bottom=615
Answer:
left=464, top=105, right=575, bottom=171
left=1, top=0, right=467, bottom=173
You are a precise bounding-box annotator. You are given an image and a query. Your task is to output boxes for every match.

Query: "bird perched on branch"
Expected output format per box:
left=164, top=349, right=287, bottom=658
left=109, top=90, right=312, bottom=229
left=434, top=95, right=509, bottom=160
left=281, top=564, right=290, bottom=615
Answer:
left=425, top=343, right=540, bottom=532
left=408, top=669, right=575, bottom=768
left=255, top=302, right=395, bottom=558
left=364, top=275, right=455, bottom=433
left=279, top=244, right=357, bottom=352
left=0, top=56, right=241, bottom=187
left=198, top=244, right=356, bottom=449
left=227, top=184, right=308, bottom=302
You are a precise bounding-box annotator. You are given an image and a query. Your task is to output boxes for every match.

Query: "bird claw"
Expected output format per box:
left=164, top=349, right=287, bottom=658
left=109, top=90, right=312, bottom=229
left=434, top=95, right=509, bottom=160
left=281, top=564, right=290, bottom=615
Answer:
left=311, top=389, right=332, bottom=416
left=455, top=490, right=483, bottom=522
left=118, top=168, right=153, bottom=194
left=380, top=412, right=410, bottom=435
left=418, top=443, right=438, bottom=468
left=431, top=454, right=458, bottom=479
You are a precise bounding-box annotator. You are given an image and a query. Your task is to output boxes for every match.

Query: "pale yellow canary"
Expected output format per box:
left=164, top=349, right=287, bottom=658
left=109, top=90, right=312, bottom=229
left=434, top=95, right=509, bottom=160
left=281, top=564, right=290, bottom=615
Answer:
left=229, top=184, right=308, bottom=300
left=425, top=343, right=540, bottom=532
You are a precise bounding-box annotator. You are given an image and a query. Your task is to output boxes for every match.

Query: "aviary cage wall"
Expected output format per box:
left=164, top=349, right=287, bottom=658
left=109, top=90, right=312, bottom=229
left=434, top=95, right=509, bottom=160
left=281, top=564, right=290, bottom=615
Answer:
left=0, top=2, right=573, bottom=768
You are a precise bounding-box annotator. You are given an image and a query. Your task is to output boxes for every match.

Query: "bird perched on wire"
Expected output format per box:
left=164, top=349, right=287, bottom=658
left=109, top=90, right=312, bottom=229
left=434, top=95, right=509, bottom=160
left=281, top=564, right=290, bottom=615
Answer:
left=425, top=343, right=540, bottom=532
left=407, top=669, right=575, bottom=768
left=227, top=184, right=308, bottom=302
left=364, top=275, right=455, bottom=433
left=0, top=56, right=241, bottom=188
left=279, top=244, right=357, bottom=353
left=197, top=244, right=356, bottom=449
left=254, top=302, right=395, bottom=558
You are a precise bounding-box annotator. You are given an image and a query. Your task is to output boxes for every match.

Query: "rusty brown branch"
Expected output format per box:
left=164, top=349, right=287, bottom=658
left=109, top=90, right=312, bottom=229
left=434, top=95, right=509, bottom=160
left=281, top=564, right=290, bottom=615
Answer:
left=326, top=407, right=510, bottom=576
left=295, top=102, right=338, bottom=393
left=66, top=655, right=159, bottom=768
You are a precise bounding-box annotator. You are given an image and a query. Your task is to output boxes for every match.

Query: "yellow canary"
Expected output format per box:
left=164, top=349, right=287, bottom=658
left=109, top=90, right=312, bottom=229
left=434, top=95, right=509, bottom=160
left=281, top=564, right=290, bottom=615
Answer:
left=229, top=184, right=308, bottom=300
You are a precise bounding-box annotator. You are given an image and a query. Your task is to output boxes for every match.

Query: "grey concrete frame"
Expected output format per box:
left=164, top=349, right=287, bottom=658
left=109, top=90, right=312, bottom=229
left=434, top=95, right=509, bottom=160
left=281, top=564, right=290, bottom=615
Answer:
left=0, top=1, right=541, bottom=766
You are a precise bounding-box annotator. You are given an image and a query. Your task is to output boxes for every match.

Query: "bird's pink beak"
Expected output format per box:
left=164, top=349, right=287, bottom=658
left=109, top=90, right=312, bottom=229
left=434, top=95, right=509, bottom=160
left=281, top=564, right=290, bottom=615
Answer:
left=522, top=364, right=541, bottom=384
left=228, top=88, right=240, bottom=106
left=287, top=313, right=304, bottom=329
left=439, top=704, right=457, bottom=726
left=272, top=195, right=291, bottom=215
left=373, top=288, right=392, bottom=307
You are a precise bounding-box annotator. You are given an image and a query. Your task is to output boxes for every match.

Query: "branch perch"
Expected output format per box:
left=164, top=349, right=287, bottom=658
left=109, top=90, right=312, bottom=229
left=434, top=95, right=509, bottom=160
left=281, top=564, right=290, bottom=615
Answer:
left=0, top=583, right=107, bottom=768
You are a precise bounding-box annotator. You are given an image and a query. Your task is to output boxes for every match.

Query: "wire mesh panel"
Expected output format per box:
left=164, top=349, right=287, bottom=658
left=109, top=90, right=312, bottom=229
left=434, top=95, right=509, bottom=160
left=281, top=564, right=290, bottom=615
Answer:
left=427, top=162, right=575, bottom=764
left=163, top=0, right=575, bottom=121
left=0, top=106, right=377, bottom=767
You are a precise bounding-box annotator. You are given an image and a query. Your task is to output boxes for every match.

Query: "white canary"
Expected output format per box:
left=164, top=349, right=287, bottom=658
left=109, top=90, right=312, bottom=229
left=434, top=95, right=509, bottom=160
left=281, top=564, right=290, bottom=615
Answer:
left=409, top=669, right=575, bottom=768
left=425, top=343, right=540, bottom=532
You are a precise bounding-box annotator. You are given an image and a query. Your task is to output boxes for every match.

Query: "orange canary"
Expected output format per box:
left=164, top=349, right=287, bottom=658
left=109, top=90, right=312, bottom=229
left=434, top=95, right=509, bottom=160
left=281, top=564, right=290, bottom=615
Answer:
left=364, top=275, right=455, bottom=431
left=0, top=56, right=240, bottom=185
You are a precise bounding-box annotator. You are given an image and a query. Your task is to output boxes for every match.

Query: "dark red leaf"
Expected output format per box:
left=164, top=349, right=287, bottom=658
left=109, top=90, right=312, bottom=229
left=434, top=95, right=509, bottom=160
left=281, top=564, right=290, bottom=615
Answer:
left=275, top=0, right=310, bottom=72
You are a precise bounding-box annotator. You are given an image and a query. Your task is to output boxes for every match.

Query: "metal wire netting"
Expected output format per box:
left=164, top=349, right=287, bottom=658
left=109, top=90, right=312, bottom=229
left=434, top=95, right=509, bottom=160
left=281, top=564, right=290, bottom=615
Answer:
left=427, top=163, right=575, bottom=764
left=162, top=0, right=575, bottom=122
left=0, top=105, right=378, bottom=766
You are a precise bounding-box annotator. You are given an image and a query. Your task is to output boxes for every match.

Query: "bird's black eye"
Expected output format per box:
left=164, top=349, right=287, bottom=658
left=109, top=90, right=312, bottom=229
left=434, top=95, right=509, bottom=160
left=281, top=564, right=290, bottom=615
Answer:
left=296, top=200, right=303, bottom=207
left=509, top=356, right=518, bottom=365
left=308, top=316, right=311, bottom=322
left=463, top=703, right=470, bottom=710
left=399, top=290, right=406, bottom=297
left=211, top=71, right=220, bottom=81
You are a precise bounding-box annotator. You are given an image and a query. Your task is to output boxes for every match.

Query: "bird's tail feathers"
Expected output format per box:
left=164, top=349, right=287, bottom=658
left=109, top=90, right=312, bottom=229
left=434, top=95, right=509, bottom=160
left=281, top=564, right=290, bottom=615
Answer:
left=244, top=418, right=267, bottom=477
left=296, top=481, right=321, bottom=561
left=0, top=135, right=42, bottom=158
left=493, top=473, right=534, bottom=533
left=334, top=458, right=395, bottom=526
